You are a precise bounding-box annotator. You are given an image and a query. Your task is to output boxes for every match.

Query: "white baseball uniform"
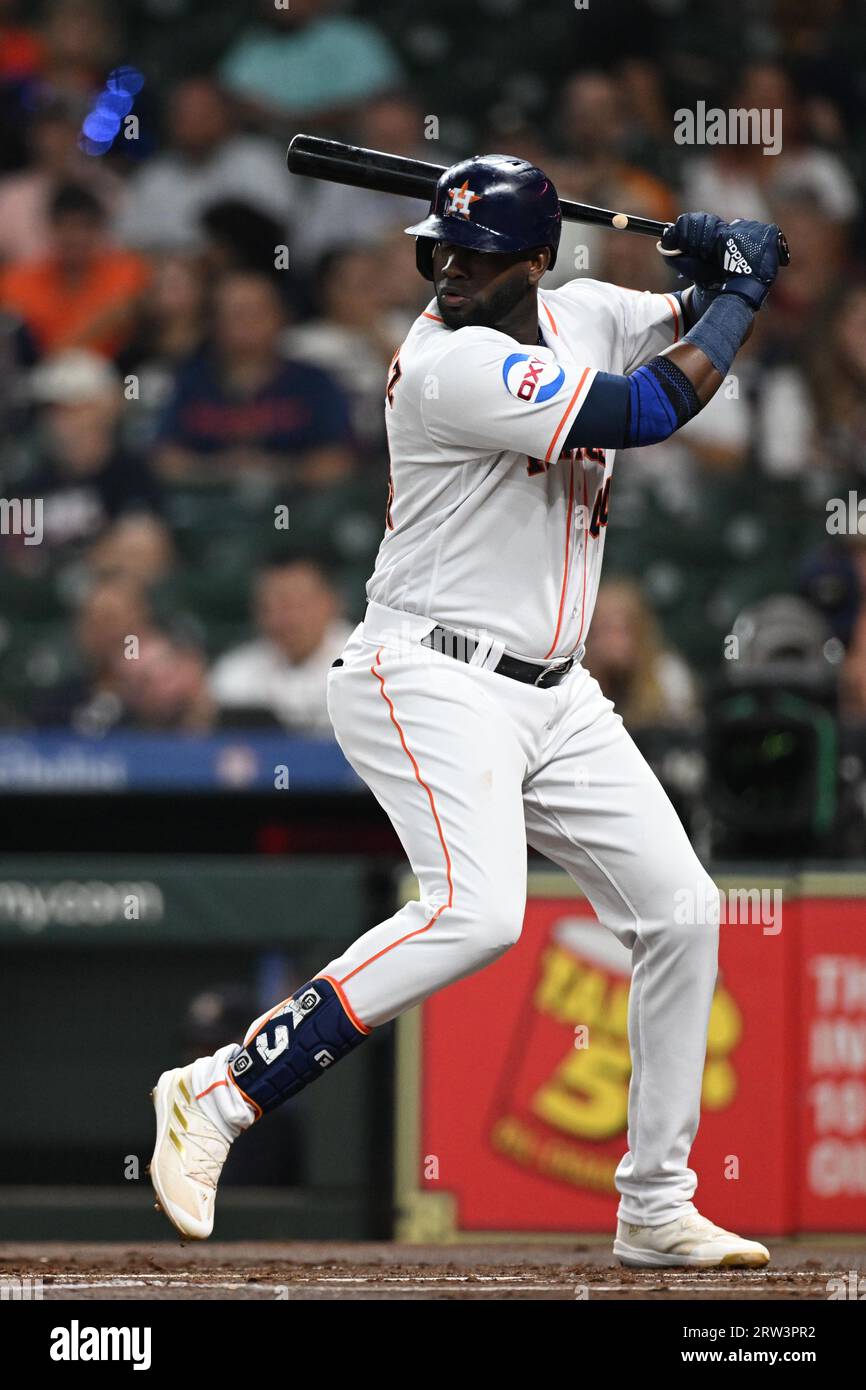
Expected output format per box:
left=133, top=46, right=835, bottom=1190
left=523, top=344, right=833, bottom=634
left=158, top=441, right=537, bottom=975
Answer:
left=192, top=277, right=721, bottom=1228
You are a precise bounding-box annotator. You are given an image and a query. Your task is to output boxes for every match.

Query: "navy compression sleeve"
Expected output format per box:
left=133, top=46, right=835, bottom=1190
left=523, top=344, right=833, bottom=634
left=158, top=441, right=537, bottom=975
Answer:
left=562, top=291, right=754, bottom=451
left=562, top=360, right=701, bottom=450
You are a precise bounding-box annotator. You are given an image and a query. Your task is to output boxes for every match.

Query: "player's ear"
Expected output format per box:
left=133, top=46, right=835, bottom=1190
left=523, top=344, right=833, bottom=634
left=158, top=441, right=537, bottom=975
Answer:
left=527, top=247, right=551, bottom=285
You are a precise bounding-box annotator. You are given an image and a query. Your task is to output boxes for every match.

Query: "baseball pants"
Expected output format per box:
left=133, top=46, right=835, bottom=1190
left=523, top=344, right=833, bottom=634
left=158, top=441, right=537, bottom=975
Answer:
left=193, top=599, right=721, bottom=1227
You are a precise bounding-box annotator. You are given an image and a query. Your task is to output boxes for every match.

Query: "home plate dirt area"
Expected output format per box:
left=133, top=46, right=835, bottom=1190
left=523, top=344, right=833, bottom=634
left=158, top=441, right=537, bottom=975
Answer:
left=2, top=1241, right=861, bottom=1300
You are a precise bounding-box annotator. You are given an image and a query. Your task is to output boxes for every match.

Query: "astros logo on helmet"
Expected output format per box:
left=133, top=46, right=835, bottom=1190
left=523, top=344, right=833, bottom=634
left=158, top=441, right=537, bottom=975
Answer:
left=446, top=181, right=481, bottom=217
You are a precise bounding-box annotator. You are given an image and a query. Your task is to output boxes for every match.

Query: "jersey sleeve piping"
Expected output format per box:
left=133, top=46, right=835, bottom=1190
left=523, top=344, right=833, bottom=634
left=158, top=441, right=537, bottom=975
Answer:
left=544, top=366, right=595, bottom=462
left=663, top=293, right=683, bottom=342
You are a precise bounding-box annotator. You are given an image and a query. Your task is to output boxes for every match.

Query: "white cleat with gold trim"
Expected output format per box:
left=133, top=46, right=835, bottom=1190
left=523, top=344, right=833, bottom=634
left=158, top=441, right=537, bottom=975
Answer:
left=149, top=1065, right=232, bottom=1240
left=614, top=1204, right=771, bottom=1269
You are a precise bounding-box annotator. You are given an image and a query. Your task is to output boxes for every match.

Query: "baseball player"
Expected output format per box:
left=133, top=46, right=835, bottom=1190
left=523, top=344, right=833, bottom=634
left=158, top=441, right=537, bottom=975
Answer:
left=150, top=155, right=783, bottom=1268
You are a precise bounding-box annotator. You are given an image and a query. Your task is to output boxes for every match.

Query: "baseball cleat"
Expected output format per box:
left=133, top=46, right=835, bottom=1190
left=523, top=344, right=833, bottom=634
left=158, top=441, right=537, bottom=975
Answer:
left=613, top=1204, right=770, bottom=1269
left=149, top=1066, right=232, bottom=1240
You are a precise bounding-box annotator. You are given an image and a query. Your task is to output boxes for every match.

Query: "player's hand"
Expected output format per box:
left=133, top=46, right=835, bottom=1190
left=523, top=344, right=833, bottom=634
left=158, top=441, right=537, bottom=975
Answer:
left=659, top=213, right=786, bottom=308
left=658, top=212, right=728, bottom=285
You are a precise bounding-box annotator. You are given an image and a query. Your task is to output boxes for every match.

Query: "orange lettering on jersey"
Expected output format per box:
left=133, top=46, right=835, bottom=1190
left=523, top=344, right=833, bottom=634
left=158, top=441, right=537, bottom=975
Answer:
left=386, top=353, right=402, bottom=407
left=589, top=478, right=612, bottom=538
left=579, top=446, right=606, bottom=466
left=527, top=447, right=605, bottom=478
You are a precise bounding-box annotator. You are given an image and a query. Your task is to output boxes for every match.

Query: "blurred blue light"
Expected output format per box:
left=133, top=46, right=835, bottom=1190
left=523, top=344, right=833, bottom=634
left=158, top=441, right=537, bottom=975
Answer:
left=78, top=134, right=115, bottom=157
left=79, top=65, right=144, bottom=156
left=83, top=109, right=121, bottom=141
left=97, top=91, right=134, bottom=119
left=107, top=66, right=145, bottom=96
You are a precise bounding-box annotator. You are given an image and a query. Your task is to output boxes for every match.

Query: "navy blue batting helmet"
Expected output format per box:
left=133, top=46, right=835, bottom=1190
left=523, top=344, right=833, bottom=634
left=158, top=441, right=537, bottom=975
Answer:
left=404, top=153, right=562, bottom=281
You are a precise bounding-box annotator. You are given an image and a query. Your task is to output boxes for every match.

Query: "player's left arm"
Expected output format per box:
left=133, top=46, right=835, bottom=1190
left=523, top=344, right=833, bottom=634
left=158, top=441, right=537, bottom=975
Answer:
left=563, top=217, right=781, bottom=452
left=610, top=210, right=779, bottom=370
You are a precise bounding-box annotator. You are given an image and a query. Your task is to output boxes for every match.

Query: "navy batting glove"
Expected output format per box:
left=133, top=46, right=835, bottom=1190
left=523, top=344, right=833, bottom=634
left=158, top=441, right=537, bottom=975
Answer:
left=717, top=218, right=782, bottom=286
left=659, top=211, right=727, bottom=285
left=714, top=219, right=783, bottom=309
left=660, top=213, right=782, bottom=300
left=660, top=211, right=726, bottom=259
left=718, top=273, right=772, bottom=310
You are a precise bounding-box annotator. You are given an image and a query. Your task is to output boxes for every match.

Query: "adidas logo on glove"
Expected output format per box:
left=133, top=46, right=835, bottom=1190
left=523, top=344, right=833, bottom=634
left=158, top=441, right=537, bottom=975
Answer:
left=723, top=238, right=752, bottom=274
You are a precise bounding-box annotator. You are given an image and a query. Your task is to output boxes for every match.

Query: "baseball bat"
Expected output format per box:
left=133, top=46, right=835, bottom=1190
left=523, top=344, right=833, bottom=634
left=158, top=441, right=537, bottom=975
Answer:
left=286, top=134, right=790, bottom=266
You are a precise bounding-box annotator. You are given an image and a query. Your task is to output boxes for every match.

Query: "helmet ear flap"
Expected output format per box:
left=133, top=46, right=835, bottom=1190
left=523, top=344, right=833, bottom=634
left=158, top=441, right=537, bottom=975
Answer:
left=415, top=237, right=435, bottom=281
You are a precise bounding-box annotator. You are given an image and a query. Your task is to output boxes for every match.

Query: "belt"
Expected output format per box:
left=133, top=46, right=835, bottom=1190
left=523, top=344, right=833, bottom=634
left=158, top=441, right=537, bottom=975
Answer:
left=420, top=624, right=575, bottom=688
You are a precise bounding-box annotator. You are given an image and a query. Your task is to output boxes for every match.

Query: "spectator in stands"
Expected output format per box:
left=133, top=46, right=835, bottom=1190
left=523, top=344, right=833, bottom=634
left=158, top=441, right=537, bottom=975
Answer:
left=282, top=245, right=406, bottom=454
left=681, top=64, right=859, bottom=229
left=14, top=349, right=163, bottom=558
left=109, top=631, right=212, bottom=733
left=115, top=630, right=281, bottom=732
left=218, top=0, right=403, bottom=131
left=546, top=70, right=676, bottom=290
left=87, top=515, right=175, bottom=588
left=808, top=282, right=866, bottom=481
left=287, top=93, right=428, bottom=271
left=198, top=198, right=289, bottom=283
left=114, top=78, right=293, bottom=254
left=39, top=0, right=118, bottom=99
left=755, top=192, right=849, bottom=360
left=594, top=176, right=679, bottom=294
left=115, top=254, right=209, bottom=451
left=615, top=57, right=681, bottom=187
left=156, top=270, right=354, bottom=488
left=34, top=574, right=155, bottom=731
left=0, top=92, right=124, bottom=265
left=0, top=183, right=150, bottom=357
left=583, top=579, right=698, bottom=729
left=209, top=557, right=352, bottom=735
left=372, top=224, right=433, bottom=326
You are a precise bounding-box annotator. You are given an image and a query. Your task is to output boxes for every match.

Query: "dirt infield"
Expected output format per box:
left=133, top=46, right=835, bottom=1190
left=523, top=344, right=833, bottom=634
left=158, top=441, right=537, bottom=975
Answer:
left=1, top=1240, right=862, bottom=1300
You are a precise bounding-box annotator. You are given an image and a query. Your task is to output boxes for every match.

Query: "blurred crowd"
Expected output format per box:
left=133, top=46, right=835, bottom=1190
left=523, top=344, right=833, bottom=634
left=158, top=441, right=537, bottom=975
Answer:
left=1, top=0, right=866, bottom=738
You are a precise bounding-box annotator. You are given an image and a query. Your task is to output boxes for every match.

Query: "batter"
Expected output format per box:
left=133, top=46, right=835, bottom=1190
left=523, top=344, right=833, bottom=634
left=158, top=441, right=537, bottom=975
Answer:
left=150, top=155, right=783, bottom=1268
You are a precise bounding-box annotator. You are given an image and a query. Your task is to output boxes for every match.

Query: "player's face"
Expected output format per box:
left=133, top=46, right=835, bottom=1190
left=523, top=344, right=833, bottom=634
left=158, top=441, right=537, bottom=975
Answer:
left=432, top=241, right=541, bottom=330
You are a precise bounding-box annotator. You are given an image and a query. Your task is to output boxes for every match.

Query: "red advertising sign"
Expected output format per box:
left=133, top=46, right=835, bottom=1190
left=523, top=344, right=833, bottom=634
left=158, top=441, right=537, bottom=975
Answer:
left=796, top=897, right=866, bottom=1230
left=396, top=875, right=865, bottom=1238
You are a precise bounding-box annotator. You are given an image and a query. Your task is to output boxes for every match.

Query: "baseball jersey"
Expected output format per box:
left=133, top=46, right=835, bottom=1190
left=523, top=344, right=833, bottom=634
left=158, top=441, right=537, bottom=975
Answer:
left=367, top=278, right=684, bottom=661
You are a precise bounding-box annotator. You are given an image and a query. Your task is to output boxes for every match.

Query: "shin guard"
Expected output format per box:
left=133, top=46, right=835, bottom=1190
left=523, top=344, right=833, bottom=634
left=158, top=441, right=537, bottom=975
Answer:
left=228, top=977, right=369, bottom=1117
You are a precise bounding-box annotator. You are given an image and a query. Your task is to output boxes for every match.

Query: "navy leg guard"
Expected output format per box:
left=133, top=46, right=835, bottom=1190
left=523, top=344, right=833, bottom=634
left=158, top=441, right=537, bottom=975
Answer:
left=229, top=977, right=369, bottom=1116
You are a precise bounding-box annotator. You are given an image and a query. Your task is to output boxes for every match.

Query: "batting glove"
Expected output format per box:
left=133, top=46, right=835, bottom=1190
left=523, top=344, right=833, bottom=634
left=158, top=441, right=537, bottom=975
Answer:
left=659, top=213, right=783, bottom=306
left=659, top=211, right=727, bottom=285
